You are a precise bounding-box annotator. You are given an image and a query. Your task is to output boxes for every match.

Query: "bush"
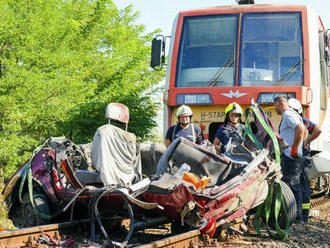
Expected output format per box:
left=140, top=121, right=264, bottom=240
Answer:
left=0, top=178, right=15, bottom=230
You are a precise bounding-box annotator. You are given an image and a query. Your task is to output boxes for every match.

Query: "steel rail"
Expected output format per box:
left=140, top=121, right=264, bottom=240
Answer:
left=0, top=219, right=90, bottom=247
left=136, top=229, right=202, bottom=248
left=1, top=195, right=328, bottom=248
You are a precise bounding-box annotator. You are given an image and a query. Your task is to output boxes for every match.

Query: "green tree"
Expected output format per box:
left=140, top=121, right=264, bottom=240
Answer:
left=0, top=0, right=164, bottom=177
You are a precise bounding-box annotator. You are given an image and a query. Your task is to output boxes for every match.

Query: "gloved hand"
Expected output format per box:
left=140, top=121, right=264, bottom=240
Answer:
left=291, top=146, right=298, bottom=157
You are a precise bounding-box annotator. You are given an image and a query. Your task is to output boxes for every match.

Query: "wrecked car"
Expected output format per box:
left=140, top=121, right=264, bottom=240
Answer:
left=2, top=102, right=297, bottom=245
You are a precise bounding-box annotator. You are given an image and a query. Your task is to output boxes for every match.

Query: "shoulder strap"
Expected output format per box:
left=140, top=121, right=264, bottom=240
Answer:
left=191, top=124, right=196, bottom=143
left=172, top=125, right=177, bottom=141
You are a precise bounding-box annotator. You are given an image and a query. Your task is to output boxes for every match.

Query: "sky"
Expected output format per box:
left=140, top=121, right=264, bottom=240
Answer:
left=113, top=0, right=330, bottom=35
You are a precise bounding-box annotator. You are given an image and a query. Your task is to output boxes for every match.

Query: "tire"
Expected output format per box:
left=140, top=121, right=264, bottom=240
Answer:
left=279, top=180, right=297, bottom=225
left=19, top=191, right=51, bottom=227
left=262, top=181, right=297, bottom=230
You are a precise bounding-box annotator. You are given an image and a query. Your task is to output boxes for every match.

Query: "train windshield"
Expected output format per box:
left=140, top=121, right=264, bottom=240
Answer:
left=175, top=12, right=303, bottom=87
left=239, top=12, right=303, bottom=86
left=176, top=15, right=239, bottom=87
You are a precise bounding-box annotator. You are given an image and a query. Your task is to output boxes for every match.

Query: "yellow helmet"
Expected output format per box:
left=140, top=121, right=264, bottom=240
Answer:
left=225, top=102, right=242, bottom=116
left=176, top=105, right=193, bottom=117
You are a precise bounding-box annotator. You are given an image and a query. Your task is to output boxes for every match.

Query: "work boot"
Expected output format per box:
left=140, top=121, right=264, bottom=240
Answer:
left=302, top=216, right=309, bottom=224
left=302, top=209, right=309, bottom=222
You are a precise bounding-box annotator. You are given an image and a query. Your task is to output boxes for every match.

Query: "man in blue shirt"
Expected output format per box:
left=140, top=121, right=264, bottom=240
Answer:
left=288, top=98, right=322, bottom=156
left=274, top=96, right=306, bottom=224
left=288, top=98, right=322, bottom=223
left=165, top=105, right=203, bottom=147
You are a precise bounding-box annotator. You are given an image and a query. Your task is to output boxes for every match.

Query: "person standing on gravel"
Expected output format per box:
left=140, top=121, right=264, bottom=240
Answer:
left=274, top=96, right=306, bottom=224
left=288, top=98, right=322, bottom=223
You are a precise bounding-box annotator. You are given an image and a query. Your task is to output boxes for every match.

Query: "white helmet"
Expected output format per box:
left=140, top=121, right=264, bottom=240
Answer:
left=176, top=105, right=193, bottom=117
left=288, top=98, right=302, bottom=114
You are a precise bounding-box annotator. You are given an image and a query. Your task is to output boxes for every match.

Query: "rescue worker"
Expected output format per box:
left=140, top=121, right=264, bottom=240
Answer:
left=213, top=102, right=244, bottom=153
left=288, top=98, right=322, bottom=154
left=165, top=105, right=203, bottom=147
left=274, top=96, right=306, bottom=224
left=288, top=98, right=322, bottom=223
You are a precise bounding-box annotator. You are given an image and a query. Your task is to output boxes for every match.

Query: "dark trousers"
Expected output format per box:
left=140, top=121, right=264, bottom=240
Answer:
left=281, top=154, right=310, bottom=222
left=301, top=158, right=310, bottom=221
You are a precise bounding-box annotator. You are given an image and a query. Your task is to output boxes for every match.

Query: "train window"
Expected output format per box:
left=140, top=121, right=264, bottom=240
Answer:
left=319, top=31, right=327, bottom=110
left=239, top=12, right=303, bottom=86
left=176, top=15, right=238, bottom=87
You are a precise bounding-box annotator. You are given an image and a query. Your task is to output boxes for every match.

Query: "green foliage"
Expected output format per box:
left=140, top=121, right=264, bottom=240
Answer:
left=0, top=0, right=165, bottom=177
left=149, top=127, right=165, bottom=144
left=0, top=177, right=15, bottom=229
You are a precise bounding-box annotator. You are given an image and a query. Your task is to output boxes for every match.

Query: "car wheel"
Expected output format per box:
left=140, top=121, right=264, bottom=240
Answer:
left=265, top=180, right=297, bottom=230
left=279, top=180, right=297, bottom=225
left=20, top=191, right=51, bottom=227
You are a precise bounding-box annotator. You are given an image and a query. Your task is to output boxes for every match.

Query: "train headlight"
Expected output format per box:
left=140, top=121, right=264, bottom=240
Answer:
left=176, top=94, right=213, bottom=104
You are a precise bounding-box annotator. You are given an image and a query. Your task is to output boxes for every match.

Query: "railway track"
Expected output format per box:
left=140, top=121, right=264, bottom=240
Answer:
left=0, top=219, right=90, bottom=248
left=136, top=229, right=203, bottom=248
left=0, top=218, right=246, bottom=248
left=1, top=195, right=329, bottom=248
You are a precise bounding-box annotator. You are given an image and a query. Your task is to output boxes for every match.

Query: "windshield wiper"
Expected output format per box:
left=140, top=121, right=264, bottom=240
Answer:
left=206, top=59, right=234, bottom=87
left=277, top=59, right=301, bottom=82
